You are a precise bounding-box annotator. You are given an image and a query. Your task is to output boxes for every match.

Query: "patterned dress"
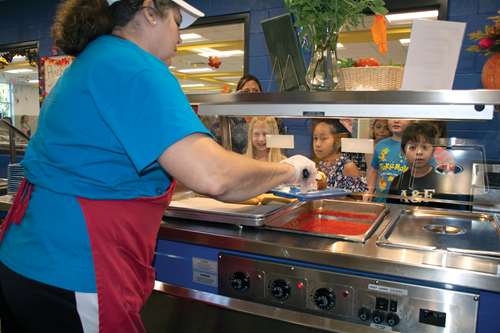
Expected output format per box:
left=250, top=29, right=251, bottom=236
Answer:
left=318, top=154, right=368, bottom=192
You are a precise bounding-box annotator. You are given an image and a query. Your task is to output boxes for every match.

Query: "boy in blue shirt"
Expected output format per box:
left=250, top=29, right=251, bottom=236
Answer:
left=366, top=119, right=413, bottom=202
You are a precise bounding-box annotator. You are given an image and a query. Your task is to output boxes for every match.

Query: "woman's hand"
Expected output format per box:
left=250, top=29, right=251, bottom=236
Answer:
left=280, top=155, right=317, bottom=191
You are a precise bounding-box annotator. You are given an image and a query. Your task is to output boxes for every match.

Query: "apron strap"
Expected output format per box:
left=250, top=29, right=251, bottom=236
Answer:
left=0, top=178, right=34, bottom=244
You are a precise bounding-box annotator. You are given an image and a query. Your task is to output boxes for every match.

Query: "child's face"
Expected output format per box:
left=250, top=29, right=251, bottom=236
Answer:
left=251, top=123, right=269, bottom=152
left=403, top=138, right=434, bottom=170
left=373, top=120, right=390, bottom=141
left=313, top=122, right=337, bottom=159
left=388, top=119, right=413, bottom=135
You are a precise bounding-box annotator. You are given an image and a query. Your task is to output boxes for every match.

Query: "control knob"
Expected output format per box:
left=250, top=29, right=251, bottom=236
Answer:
left=312, top=288, right=336, bottom=310
left=386, top=313, right=400, bottom=326
left=372, top=310, right=385, bottom=324
left=230, top=272, right=251, bottom=292
left=358, top=307, right=371, bottom=321
left=269, top=279, right=291, bottom=301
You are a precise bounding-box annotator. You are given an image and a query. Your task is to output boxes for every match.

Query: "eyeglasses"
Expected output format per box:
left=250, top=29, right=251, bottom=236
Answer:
left=406, top=144, right=433, bottom=152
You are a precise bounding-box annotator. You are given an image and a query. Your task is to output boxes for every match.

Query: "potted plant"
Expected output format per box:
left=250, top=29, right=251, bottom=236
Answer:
left=285, top=0, right=388, bottom=91
left=466, top=10, right=500, bottom=89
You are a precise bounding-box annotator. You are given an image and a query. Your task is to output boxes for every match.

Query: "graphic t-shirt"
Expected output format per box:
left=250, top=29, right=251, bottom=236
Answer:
left=387, top=168, right=460, bottom=209
left=370, top=138, right=409, bottom=202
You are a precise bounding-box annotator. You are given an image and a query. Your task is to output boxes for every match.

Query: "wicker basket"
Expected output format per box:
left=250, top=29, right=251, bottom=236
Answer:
left=336, top=66, right=404, bottom=91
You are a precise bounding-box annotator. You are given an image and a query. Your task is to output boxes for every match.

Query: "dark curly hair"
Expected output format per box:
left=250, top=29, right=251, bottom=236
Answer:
left=236, top=74, right=263, bottom=92
left=401, top=122, right=438, bottom=153
left=51, top=0, right=176, bottom=56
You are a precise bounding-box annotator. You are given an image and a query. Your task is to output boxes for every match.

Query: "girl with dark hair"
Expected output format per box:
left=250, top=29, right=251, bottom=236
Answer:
left=313, top=119, right=368, bottom=192
left=0, top=1, right=316, bottom=332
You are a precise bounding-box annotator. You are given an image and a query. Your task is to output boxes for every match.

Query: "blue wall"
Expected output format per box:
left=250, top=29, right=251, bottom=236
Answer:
left=1, top=0, right=497, bottom=88
left=1, top=0, right=498, bottom=157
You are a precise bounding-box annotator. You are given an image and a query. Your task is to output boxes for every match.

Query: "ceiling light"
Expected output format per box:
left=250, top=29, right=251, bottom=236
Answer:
left=4, top=69, right=33, bottom=73
left=386, top=10, right=438, bottom=22
left=181, top=84, right=205, bottom=87
left=181, top=33, right=202, bottom=40
left=337, top=43, right=344, bottom=48
left=197, top=50, right=244, bottom=58
left=178, top=68, right=213, bottom=73
left=399, top=38, right=411, bottom=45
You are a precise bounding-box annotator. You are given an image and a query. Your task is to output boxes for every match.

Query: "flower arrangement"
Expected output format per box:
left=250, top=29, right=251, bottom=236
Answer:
left=466, top=10, right=500, bottom=56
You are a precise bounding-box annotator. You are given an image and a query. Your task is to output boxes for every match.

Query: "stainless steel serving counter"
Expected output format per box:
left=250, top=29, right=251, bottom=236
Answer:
left=156, top=203, right=500, bottom=293
left=145, top=201, right=500, bottom=333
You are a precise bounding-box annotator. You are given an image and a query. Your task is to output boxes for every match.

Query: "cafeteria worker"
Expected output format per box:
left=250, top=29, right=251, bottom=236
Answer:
left=0, top=0, right=317, bottom=332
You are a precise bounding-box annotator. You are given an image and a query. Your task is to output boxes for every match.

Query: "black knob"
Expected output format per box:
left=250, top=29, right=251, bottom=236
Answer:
left=312, top=288, right=336, bottom=310
left=358, top=307, right=371, bottom=321
left=372, top=310, right=385, bottom=324
left=386, top=313, right=400, bottom=326
left=230, top=272, right=251, bottom=292
left=269, top=279, right=291, bottom=301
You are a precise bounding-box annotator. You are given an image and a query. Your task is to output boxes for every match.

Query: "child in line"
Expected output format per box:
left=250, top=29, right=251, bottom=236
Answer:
left=366, top=119, right=414, bottom=202
left=313, top=119, right=367, bottom=192
left=387, top=122, right=459, bottom=209
left=245, top=117, right=285, bottom=162
left=365, top=119, right=392, bottom=184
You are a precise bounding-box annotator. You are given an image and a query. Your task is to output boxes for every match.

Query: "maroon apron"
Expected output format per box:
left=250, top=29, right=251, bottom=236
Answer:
left=77, top=180, right=176, bottom=332
left=0, top=177, right=176, bottom=333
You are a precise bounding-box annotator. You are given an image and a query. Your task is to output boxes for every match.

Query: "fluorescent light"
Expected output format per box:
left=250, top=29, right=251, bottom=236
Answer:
left=178, top=68, right=213, bottom=73
left=197, top=50, right=244, bottom=58
left=386, top=10, right=438, bottom=22
left=4, top=69, right=33, bottom=73
left=181, top=84, right=205, bottom=87
left=399, top=38, right=411, bottom=45
left=181, top=33, right=202, bottom=40
left=27, top=80, right=39, bottom=83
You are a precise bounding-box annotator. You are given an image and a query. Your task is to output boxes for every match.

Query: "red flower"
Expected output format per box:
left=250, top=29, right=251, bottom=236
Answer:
left=478, top=37, right=495, bottom=49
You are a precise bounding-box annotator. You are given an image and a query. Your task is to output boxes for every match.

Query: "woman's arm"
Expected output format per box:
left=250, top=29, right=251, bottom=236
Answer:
left=157, top=133, right=299, bottom=202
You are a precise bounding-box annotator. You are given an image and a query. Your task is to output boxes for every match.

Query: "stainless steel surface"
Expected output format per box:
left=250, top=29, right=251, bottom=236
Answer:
left=165, top=196, right=296, bottom=226
left=187, top=90, right=500, bottom=105
left=186, top=90, right=500, bottom=120
left=218, top=253, right=479, bottom=332
left=151, top=282, right=394, bottom=333
left=171, top=190, right=196, bottom=201
left=219, top=115, right=231, bottom=151
left=377, top=209, right=500, bottom=257
left=159, top=203, right=500, bottom=293
left=263, top=200, right=389, bottom=243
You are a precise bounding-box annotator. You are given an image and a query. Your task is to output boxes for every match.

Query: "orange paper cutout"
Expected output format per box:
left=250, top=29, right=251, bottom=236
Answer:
left=371, top=15, right=387, bottom=54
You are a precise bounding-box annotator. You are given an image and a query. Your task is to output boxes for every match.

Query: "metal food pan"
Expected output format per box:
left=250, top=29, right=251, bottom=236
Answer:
left=377, top=209, right=500, bottom=257
left=263, top=200, right=389, bottom=243
left=164, top=197, right=297, bottom=227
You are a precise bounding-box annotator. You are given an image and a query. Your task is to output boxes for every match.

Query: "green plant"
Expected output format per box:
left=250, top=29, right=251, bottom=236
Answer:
left=381, top=58, right=403, bottom=67
left=338, top=57, right=356, bottom=68
left=284, top=0, right=388, bottom=49
left=466, top=10, right=500, bottom=56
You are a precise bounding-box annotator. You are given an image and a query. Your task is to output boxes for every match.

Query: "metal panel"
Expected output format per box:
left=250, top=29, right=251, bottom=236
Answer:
left=217, top=253, right=479, bottom=332
left=188, top=90, right=500, bottom=120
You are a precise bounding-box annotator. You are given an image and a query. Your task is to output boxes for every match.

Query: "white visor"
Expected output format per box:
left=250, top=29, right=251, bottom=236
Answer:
left=106, top=0, right=204, bottom=29
left=171, top=0, right=204, bottom=29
